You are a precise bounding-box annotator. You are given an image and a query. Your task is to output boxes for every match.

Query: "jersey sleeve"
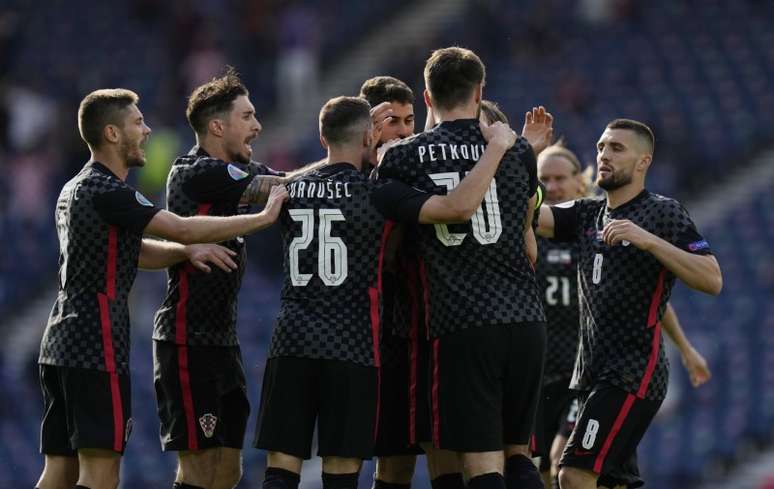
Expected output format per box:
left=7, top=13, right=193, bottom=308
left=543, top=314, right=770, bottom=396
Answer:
left=183, top=160, right=256, bottom=204
left=664, top=201, right=713, bottom=255
left=550, top=200, right=581, bottom=242
left=516, top=140, right=538, bottom=197
left=92, top=185, right=161, bottom=234
left=370, top=180, right=432, bottom=223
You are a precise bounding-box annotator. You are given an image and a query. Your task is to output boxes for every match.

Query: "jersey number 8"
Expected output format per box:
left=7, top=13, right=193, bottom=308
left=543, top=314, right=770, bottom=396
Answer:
left=288, top=209, right=348, bottom=286
left=429, top=172, right=502, bottom=246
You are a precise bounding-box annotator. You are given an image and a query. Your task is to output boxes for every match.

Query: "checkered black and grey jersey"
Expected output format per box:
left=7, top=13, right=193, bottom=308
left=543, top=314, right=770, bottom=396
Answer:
left=269, top=163, right=393, bottom=367
left=551, top=190, right=713, bottom=400
left=536, top=237, right=580, bottom=384
left=39, top=162, right=160, bottom=374
left=153, top=146, right=280, bottom=346
left=374, top=119, right=545, bottom=337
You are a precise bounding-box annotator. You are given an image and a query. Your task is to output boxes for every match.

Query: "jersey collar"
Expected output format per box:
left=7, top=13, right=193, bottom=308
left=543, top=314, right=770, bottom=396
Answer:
left=607, top=189, right=650, bottom=213
left=90, top=161, right=120, bottom=179
left=317, top=161, right=359, bottom=176
left=437, top=118, right=479, bottom=130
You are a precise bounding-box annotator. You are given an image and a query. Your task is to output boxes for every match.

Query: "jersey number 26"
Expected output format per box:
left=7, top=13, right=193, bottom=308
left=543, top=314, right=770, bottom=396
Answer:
left=288, top=209, right=348, bottom=286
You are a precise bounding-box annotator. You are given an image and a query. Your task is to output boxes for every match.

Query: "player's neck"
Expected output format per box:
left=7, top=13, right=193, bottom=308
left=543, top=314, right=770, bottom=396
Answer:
left=327, top=148, right=363, bottom=171
left=433, top=104, right=479, bottom=123
left=197, top=137, right=229, bottom=163
left=605, top=182, right=646, bottom=209
left=89, top=150, right=129, bottom=180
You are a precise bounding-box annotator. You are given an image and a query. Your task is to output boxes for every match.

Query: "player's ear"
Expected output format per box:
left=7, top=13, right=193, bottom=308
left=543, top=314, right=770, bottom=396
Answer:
left=637, top=154, right=652, bottom=172
left=474, top=83, right=483, bottom=104
left=208, top=118, right=225, bottom=138
left=103, top=124, right=120, bottom=145
left=423, top=89, right=433, bottom=109
left=319, top=134, right=329, bottom=151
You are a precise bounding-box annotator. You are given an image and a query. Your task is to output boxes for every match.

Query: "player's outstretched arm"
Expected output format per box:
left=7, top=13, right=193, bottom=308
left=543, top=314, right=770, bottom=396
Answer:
left=601, top=219, right=722, bottom=295
left=534, top=205, right=556, bottom=238
left=145, top=185, right=288, bottom=244
left=417, top=121, right=515, bottom=224
left=241, top=175, right=287, bottom=205
left=661, top=302, right=711, bottom=387
left=138, top=239, right=238, bottom=273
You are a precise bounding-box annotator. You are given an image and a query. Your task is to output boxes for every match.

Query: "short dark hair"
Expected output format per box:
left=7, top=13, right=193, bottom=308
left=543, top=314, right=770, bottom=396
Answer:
left=606, top=118, right=655, bottom=154
left=424, top=47, right=485, bottom=111
left=480, top=100, right=508, bottom=125
left=78, top=88, right=139, bottom=149
left=319, top=96, right=372, bottom=146
left=186, top=67, right=248, bottom=136
left=359, top=76, right=415, bottom=107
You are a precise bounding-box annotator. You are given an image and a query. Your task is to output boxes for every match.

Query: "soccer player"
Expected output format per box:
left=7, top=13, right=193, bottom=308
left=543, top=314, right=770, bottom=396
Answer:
left=152, top=69, right=291, bottom=489
left=254, top=95, right=520, bottom=489
left=373, top=47, right=546, bottom=489
left=360, top=76, right=465, bottom=489
left=534, top=142, right=712, bottom=489
left=534, top=119, right=722, bottom=489
left=35, top=88, right=287, bottom=489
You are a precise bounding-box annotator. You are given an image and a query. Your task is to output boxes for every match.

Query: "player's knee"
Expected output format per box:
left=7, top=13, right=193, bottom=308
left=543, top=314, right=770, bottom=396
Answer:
left=179, top=449, right=218, bottom=488
left=40, top=455, right=79, bottom=489
left=376, top=456, right=416, bottom=483
left=213, top=463, right=243, bottom=489
left=558, top=467, right=587, bottom=489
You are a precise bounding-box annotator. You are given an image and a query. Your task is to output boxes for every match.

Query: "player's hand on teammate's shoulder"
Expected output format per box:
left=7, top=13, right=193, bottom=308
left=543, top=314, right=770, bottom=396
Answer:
left=602, top=219, right=654, bottom=250
left=263, top=184, right=290, bottom=222
left=521, top=105, right=554, bottom=156
left=480, top=120, right=517, bottom=150
left=681, top=345, right=712, bottom=387
left=185, top=243, right=238, bottom=273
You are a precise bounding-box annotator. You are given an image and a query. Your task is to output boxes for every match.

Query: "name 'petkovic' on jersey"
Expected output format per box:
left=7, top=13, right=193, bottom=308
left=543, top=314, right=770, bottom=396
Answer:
left=417, top=143, right=487, bottom=163
left=287, top=179, right=354, bottom=200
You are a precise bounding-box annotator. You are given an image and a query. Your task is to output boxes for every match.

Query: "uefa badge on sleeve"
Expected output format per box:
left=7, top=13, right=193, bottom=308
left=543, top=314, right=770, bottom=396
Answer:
left=199, top=413, right=218, bottom=438
left=135, top=191, right=154, bottom=207
left=227, top=164, right=249, bottom=181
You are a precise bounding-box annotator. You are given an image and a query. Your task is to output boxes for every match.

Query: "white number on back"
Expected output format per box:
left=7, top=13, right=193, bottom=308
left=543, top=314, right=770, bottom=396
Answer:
left=288, top=209, right=348, bottom=286
left=428, top=172, right=503, bottom=246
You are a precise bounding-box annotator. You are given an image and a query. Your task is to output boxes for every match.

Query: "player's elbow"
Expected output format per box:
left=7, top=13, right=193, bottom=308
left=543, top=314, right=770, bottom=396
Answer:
left=706, top=271, right=723, bottom=296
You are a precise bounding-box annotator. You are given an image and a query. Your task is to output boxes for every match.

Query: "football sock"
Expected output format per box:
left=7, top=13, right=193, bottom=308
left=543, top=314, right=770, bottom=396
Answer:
left=323, top=472, right=360, bottom=489
left=374, top=480, right=411, bottom=489
left=468, top=472, right=506, bottom=489
left=431, top=472, right=466, bottom=489
left=263, top=467, right=301, bottom=489
left=505, top=454, right=544, bottom=489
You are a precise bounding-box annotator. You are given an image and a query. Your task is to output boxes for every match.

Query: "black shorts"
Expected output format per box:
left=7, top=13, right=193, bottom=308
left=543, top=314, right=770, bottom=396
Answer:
left=533, top=379, right=575, bottom=466
left=153, top=341, right=250, bottom=451
left=40, top=364, right=132, bottom=455
left=558, top=397, right=581, bottom=439
left=559, top=383, right=661, bottom=487
left=374, top=332, right=430, bottom=457
left=430, top=322, right=546, bottom=452
left=254, top=356, right=378, bottom=459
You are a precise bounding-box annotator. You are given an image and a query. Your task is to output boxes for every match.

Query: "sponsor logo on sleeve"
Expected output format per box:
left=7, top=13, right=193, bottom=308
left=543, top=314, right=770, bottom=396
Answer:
left=228, top=164, right=249, bottom=181
left=135, top=191, right=154, bottom=207
left=688, top=239, right=709, bottom=251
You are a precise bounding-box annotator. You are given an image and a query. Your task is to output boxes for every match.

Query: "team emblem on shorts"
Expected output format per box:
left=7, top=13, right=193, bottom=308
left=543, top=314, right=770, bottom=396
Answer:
left=125, top=418, right=134, bottom=442
left=199, top=413, right=218, bottom=438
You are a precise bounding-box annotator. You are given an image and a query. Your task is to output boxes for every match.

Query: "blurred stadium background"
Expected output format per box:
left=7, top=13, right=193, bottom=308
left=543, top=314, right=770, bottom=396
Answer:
left=1, top=0, right=773, bottom=487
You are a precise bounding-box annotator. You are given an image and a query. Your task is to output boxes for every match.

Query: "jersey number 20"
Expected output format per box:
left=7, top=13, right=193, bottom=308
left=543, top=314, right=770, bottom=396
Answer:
left=288, top=209, right=348, bottom=286
left=429, top=172, right=502, bottom=246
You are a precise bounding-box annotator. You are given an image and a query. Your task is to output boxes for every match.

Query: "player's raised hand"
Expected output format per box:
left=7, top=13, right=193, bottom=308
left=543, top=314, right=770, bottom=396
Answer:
left=680, top=345, right=712, bottom=387
left=480, top=120, right=517, bottom=150
left=263, top=184, right=289, bottom=222
left=370, top=102, right=394, bottom=142
left=186, top=244, right=238, bottom=273
left=602, top=219, right=654, bottom=249
left=522, top=106, right=554, bottom=155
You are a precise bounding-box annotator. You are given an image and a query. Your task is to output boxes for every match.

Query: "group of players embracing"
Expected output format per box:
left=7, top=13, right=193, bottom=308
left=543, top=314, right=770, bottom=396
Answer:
left=35, top=46, right=721, bottom=489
